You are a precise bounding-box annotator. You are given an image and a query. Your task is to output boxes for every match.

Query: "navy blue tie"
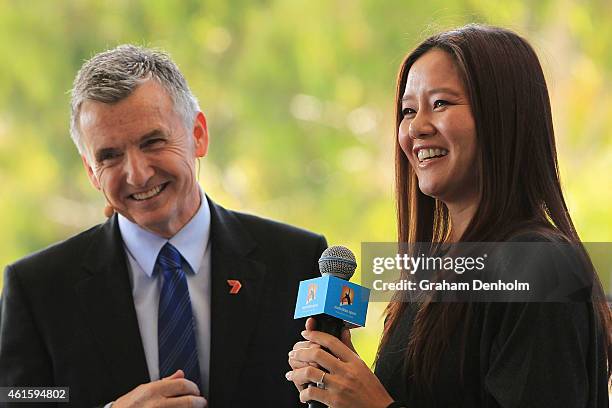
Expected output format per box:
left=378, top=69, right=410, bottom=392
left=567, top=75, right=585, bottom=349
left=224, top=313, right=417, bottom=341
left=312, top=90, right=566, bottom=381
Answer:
left=157, top=243, right=201, bottom=387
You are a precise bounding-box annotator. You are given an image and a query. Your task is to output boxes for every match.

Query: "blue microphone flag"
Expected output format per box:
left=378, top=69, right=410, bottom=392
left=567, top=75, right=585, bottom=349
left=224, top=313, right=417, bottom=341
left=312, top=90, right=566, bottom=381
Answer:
left=294, top=275, right=370, bottom=328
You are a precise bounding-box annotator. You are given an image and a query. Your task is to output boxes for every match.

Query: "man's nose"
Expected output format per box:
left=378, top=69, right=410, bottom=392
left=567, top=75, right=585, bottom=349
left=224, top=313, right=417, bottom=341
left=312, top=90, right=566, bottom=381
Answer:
left=408, top=111, right=436, bottom=139
left=124, top=151, right=153, bottom=187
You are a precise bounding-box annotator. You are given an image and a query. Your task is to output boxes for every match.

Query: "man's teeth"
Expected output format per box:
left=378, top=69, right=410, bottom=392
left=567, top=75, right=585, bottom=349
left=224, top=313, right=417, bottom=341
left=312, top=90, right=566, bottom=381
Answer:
left=417, top=148, right=448, bottom=162
left=132, top=185, right=164, bottom=201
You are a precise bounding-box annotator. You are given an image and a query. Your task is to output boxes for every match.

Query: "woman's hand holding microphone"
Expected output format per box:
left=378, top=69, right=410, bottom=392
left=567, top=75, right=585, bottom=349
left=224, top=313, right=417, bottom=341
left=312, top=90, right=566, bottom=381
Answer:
left=287, top=317, right=394, bottom=408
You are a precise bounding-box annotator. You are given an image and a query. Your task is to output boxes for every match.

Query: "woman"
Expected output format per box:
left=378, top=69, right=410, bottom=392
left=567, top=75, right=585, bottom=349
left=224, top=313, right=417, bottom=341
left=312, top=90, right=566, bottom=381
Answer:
left=286, top=24, right=611, bottom=407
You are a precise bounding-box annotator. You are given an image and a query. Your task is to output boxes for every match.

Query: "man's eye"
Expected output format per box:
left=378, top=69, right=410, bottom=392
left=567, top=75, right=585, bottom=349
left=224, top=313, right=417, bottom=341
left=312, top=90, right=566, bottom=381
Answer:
left=433, top=100, right=449, bottom=109
left=402, top=107, right=416, bottom=116
left=98, top=151, right=120, bottom=162
left=142, top=138, right=164, bottom=148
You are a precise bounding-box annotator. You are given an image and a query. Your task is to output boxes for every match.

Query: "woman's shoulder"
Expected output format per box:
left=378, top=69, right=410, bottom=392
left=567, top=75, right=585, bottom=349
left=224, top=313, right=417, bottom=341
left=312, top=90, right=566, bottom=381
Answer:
left=501, top=221, right=571, bottom=243
left=486, top=221, right=593, bottom=302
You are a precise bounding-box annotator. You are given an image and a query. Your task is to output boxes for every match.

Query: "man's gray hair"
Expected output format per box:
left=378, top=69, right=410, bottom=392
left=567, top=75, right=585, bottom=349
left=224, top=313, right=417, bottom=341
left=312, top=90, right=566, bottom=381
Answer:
left=70, top=44, right=200, bottom=154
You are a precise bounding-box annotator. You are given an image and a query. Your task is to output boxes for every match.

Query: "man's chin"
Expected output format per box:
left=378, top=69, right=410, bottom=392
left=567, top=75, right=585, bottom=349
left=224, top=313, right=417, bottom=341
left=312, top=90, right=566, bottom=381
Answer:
left=121, top=210, right=169, bottom=234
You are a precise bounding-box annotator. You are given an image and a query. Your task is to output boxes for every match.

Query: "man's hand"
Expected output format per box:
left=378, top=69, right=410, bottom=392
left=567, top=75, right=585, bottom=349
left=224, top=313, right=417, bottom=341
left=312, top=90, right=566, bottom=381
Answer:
left=113, top=370, right=207, bottom=408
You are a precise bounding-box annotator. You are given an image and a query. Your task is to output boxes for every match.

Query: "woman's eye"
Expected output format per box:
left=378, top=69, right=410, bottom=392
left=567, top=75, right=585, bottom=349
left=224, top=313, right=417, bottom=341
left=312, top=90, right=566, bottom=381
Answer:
left=433, top=100, right=449, bottom=109
left=402, top=107, right=416, bottom=116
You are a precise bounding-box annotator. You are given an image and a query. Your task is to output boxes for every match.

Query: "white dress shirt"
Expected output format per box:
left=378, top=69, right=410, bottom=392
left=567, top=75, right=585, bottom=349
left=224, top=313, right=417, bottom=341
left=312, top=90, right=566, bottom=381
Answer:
left=117, top=194, right=211, bottom=398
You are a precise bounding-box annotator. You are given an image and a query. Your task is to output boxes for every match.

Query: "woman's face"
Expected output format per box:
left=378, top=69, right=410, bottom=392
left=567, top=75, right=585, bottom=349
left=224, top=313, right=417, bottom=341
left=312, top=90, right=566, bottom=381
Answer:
left=398, top=49, right=479, bottom=205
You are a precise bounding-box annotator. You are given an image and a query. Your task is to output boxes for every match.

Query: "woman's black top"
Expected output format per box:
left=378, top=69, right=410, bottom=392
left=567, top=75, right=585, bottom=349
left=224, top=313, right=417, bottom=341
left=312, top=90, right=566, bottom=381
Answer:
left=374, top=236, right=609, bottom=407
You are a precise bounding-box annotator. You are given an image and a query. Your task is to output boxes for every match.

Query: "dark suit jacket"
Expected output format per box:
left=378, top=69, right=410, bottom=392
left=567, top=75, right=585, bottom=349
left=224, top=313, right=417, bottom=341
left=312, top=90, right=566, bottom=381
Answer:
left=0, top=198, right=326, bottom=407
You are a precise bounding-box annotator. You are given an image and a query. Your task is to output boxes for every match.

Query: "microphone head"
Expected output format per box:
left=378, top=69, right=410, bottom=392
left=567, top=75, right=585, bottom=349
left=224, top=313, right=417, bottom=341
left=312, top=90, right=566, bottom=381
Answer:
left=318, top=245, right=357, bottom=280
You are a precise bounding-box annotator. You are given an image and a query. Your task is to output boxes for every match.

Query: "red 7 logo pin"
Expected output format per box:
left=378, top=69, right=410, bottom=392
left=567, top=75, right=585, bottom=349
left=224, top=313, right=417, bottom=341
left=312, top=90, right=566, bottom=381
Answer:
left=227, top=280, right=242, bottom=294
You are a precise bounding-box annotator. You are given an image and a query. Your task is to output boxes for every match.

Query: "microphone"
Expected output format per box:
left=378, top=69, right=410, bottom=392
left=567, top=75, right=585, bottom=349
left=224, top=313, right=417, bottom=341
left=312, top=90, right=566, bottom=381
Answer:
left=314, top=246, right=358, bottom=340
left=294, top=246, right=370, bottom=408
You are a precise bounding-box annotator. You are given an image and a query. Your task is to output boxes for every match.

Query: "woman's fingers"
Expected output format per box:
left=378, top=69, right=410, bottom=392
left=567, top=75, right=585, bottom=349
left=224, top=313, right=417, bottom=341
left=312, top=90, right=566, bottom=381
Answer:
left=299, top=384, right=329, bottom=405
left=289, top=346, right=341, bottom=373
left=289, top=341, right=322, bottom=369
left=287, top=329, right=394, bottom=408
left=288, top=367, right=333, bottom=406
left=286, top=365, right=330, bottom=388
left=286, top=369, right=308, bottom=392
left=302, top=329, right=357, bottom=363
left=289, top=357, right=320, bottom=370
left=293, top=340, right=318, bottom=351
left=305, top=317, right=317, bottom=331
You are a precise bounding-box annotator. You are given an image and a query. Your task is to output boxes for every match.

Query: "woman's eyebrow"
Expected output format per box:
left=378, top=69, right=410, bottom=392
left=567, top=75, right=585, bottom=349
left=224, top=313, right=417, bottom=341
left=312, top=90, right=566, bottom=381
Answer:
left=402, top=87, right=462, bottom=102
left=401, top=94, right=414, bottom=102
left=428, top=87, right=461, bottom=96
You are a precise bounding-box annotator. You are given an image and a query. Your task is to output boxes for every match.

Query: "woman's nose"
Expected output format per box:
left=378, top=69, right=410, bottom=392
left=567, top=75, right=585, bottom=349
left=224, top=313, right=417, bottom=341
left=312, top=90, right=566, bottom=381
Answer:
left=408, top=111, right=435, bottom=139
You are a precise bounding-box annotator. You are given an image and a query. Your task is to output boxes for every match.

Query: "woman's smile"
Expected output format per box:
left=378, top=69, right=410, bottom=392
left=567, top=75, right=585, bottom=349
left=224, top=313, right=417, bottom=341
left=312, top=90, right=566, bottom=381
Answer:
left=398, top=49, right=478, bottom=205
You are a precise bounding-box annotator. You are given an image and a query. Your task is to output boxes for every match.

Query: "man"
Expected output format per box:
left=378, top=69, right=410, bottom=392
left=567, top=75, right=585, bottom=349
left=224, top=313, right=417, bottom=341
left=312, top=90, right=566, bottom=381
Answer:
left=0, top=45, right=326, bottom=407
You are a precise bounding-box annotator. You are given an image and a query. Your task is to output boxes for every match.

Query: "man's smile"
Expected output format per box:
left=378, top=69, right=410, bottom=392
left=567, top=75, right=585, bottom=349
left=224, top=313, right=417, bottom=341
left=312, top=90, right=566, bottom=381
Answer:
left=129, top=182, right=169, bottom=201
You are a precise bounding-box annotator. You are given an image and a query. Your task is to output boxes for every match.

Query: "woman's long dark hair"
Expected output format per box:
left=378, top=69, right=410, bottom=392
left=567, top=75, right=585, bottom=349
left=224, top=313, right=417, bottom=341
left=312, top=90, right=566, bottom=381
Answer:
left=380, top=24, right=612, bottom=389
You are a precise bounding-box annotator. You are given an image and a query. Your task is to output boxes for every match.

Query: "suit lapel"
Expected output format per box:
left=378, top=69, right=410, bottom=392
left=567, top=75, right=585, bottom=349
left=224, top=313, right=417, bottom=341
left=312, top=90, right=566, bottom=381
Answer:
left=74, top=215, right=150, bottom=395
left=207, top=198, right=267, bottom=408
left=72, top=201, right=267, bottom=405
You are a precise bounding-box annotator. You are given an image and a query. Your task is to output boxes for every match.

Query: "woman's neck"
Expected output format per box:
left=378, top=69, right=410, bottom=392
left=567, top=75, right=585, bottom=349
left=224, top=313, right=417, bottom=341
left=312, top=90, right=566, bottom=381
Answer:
left=446, top=195, right=480, bottom=242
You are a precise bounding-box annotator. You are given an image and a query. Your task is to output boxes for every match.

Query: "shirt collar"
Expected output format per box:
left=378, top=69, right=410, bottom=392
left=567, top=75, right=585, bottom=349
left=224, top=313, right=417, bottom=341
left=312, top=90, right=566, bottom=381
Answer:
left=118, top=190, right=211, bottom=277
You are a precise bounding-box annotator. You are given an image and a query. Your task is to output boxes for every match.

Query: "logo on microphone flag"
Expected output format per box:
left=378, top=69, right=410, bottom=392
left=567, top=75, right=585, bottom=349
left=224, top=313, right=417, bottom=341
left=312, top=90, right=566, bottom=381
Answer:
left=294, top=275, right=370, bottom=328
left=340, top=285, right=354, bottom=306
left=306, top=283, right=318, bottom=303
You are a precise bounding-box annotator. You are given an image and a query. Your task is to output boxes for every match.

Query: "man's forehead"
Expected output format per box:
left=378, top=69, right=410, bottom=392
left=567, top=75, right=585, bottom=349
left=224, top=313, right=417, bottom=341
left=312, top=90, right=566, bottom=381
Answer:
left=80, top=80, right=171, bottom=120
left=78, top=101, right=107, bottom=130
left=80, top=112, right=166, bottom=158
left=79, top=85, right=175, bottom=143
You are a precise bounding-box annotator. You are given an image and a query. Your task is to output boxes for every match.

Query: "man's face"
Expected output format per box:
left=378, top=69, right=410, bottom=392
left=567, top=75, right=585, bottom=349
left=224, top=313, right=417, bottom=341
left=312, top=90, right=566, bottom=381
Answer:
left=79, top=79, right=208, bottom=238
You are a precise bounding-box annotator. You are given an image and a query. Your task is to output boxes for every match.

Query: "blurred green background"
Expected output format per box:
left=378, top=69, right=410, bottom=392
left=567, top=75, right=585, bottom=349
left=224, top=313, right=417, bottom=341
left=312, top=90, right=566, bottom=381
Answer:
left=1, top=0, right=611, bottom=367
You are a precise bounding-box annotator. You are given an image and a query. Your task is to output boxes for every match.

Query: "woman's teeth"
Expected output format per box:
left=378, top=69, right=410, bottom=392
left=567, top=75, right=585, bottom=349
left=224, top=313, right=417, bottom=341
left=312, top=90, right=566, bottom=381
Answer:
left=418, top=148, right=448, bottom=162
left=131, top=184, right=164, bottom=201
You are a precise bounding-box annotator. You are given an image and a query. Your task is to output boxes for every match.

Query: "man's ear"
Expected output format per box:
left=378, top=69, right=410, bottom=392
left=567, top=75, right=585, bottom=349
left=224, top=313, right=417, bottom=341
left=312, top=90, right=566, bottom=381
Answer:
left=193, top=112, right=209, bottom=158
left=81, top=154, right=101, bottom=190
